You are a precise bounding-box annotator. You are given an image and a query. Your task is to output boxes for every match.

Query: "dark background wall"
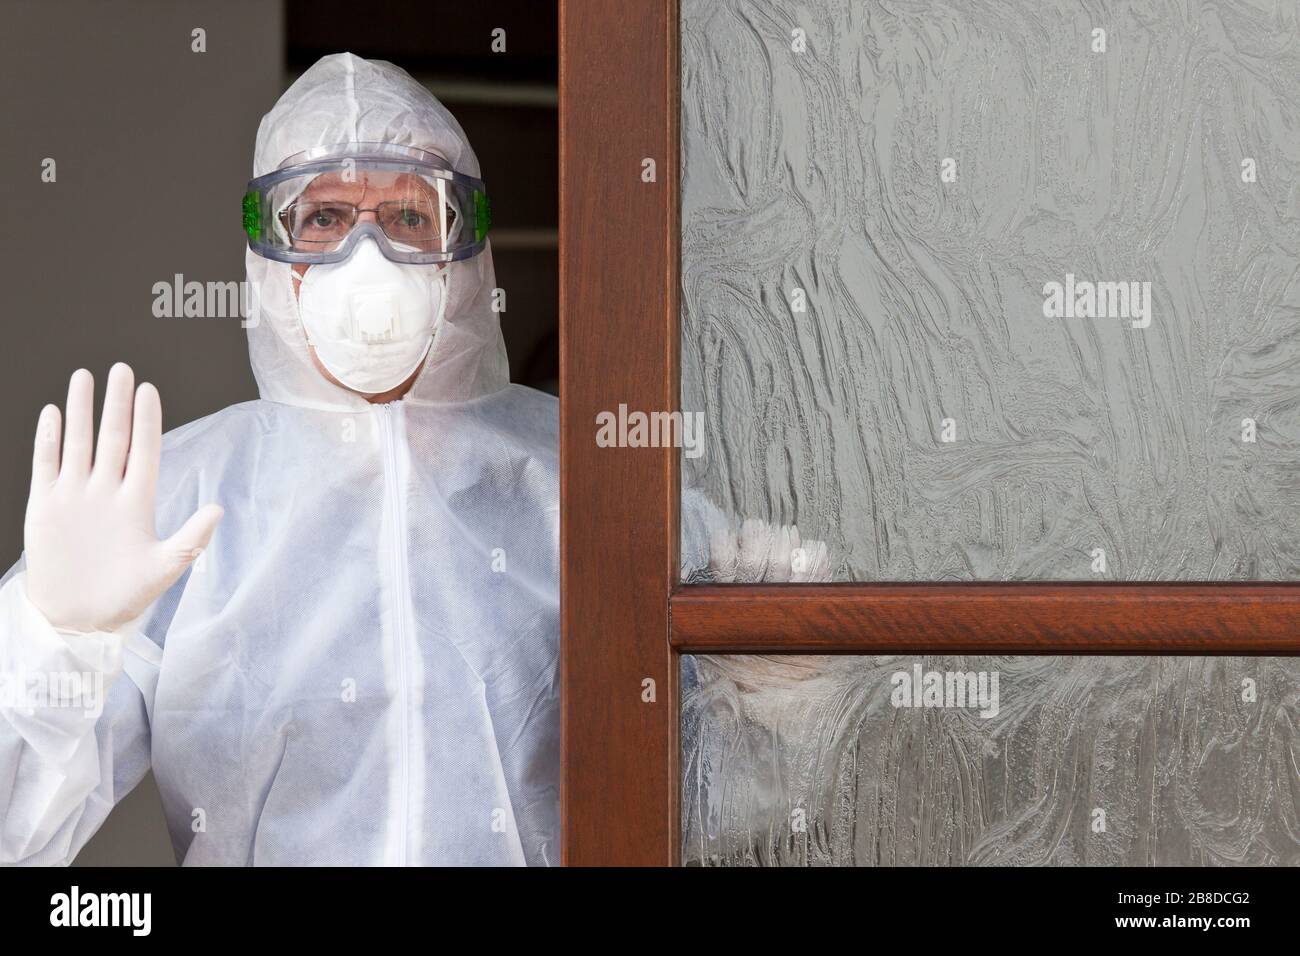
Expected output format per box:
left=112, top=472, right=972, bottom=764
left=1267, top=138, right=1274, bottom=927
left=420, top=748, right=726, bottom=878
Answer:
left=0, top=0, right=556, bottom=865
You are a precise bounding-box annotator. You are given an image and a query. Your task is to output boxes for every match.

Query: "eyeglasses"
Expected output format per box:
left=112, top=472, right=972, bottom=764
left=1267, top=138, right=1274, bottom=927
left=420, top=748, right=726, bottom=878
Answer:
left=280, top=199, right=458, bottom=248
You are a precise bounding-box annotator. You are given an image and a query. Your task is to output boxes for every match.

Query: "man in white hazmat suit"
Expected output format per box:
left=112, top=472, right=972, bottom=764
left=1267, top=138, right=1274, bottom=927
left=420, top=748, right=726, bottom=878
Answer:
left=0, top=53, right=826, bottom=866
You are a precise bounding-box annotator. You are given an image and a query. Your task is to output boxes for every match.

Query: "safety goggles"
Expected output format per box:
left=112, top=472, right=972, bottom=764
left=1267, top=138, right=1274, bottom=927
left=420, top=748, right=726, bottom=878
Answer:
left=242, top=143, right=491, bottom=265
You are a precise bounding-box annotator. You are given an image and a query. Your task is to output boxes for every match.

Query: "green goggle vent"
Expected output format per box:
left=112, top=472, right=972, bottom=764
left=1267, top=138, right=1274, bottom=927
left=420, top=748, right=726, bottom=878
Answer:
left=474, top=190, right=492, bottom=243
left=242, top=190, right=262, bottom=242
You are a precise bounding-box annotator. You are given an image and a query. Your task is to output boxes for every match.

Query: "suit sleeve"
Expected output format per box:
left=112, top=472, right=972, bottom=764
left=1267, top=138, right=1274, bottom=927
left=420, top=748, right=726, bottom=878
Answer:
left=0, top=565, right=156, bottom=866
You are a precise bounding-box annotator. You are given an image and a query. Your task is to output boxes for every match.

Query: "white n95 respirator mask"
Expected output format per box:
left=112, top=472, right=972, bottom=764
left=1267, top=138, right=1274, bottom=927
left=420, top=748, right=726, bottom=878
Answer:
left=295, top=238, right=448, bottom=394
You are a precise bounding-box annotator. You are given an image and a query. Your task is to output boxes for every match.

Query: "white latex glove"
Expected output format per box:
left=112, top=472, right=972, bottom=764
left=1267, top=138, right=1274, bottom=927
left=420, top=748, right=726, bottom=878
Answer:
left=703, top=518, right=835, bottom=695
left=706, top=517, right=832, bottom=583
left=23, top=364, right=223, bottom=633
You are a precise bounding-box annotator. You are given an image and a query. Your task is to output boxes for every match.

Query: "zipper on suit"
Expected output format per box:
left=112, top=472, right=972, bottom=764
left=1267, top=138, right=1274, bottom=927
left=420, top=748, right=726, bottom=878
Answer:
left=376, top=402, right=414, bottom=865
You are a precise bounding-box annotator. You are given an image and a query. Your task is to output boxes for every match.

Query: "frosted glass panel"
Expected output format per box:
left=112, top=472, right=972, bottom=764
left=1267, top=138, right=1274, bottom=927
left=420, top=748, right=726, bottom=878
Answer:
left=681, top=655, right=1300, bottom=866
left=679, top=0, right=1300, bottom=581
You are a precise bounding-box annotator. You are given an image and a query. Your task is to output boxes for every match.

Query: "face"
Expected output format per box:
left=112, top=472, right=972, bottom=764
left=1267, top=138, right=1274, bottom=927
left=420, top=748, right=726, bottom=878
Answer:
left=288, top=171, right=449, bottom=402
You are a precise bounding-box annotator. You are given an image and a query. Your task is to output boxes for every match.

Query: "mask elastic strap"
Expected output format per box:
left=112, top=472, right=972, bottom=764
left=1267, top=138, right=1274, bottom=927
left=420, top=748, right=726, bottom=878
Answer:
left=288, top=267, right=313, bottom=348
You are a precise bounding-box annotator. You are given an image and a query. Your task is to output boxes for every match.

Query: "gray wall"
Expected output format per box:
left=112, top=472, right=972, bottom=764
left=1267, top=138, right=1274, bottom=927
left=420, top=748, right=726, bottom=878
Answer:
left=0, top=0, right=284, bottom=865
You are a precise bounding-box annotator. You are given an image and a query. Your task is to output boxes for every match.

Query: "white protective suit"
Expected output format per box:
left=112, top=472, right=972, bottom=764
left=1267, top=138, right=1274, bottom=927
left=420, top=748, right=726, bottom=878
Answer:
left=0, top=54, right=560, bottom=866
left=0, top=53, right=825, bottom=868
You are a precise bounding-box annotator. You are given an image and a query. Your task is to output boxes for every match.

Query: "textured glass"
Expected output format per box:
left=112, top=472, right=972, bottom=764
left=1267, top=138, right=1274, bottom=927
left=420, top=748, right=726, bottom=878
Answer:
left=680, top=0, right=1300, bottom=581
left=682, top=655, right=1300, bottom=866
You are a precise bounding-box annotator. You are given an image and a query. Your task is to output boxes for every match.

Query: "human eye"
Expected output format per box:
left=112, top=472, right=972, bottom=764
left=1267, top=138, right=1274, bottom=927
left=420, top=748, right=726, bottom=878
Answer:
left=399, top=206, right=428, bottom=228
left=294, top=202, right=351, bottom=238
left=313, top=203, right=353, bottom=226
left=382, top=200, right=437, bottom=238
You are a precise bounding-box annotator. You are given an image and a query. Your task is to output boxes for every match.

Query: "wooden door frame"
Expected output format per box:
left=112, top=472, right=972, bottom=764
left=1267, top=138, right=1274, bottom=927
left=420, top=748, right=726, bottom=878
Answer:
left=558, top=0, right=1300, bottom=866
left=559, top=0, right=681, bottom=867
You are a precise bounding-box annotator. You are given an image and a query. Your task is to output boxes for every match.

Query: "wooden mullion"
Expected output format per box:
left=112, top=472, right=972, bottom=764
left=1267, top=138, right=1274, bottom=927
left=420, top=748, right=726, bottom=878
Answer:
left=670, top=583, right=1300, bottom=655
left=560, top=0, right=679, bottom=866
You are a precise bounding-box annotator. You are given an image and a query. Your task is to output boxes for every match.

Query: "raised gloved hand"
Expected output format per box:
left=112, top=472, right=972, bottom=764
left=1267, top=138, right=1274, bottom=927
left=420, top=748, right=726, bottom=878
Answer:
left=22, top=364, right=224, bottom=633
left=702, top=518, right=835, bottom=693
left=706, top=517, right=832, bottom=583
